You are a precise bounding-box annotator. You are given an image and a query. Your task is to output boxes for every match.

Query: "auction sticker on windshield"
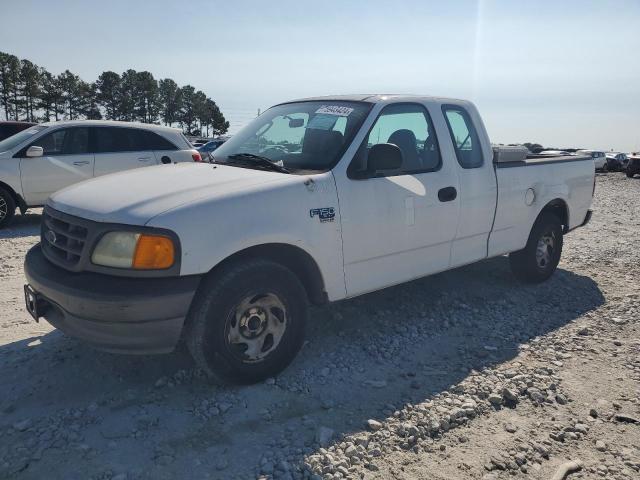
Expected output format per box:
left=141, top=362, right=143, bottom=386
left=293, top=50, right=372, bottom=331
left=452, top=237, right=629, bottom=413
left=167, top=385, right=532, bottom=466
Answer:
left=315, top=105, right=354, bottom=116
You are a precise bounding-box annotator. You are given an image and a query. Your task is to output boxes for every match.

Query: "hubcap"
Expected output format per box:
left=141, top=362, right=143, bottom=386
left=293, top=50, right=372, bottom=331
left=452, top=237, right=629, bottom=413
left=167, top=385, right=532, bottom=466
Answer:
left=0, top=196, right=7, bottom=221
left=227, top=293, right=287, bottom=363
left=536, top=231, right=555, bottom=269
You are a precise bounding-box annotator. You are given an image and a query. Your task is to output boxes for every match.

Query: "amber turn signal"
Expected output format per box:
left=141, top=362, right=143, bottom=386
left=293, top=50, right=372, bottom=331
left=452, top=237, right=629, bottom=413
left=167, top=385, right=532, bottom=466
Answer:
left=132, top=235, right=175, bottom=269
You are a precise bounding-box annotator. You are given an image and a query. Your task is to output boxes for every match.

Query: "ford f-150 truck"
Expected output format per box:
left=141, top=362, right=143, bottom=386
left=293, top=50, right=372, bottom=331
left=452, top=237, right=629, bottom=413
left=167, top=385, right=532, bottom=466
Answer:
left=23, top=95, right=595, bottom=383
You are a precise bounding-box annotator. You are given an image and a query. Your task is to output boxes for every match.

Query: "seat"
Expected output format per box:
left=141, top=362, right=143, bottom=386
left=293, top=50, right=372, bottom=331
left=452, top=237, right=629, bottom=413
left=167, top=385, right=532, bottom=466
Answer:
left=388, top=129, right=421, bottom=171
left=302, top=129, right=344, bottom=159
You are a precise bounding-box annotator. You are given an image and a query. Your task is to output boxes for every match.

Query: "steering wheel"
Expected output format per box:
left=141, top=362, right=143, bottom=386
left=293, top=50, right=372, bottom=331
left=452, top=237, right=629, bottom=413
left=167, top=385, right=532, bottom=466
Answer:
left=263, top=146, right=287, bottom=157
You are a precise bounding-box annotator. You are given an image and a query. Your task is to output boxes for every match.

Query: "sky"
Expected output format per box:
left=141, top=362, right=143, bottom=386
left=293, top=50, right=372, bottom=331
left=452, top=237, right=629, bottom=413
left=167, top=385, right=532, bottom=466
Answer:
left=1, top=0, right=639, bottom=151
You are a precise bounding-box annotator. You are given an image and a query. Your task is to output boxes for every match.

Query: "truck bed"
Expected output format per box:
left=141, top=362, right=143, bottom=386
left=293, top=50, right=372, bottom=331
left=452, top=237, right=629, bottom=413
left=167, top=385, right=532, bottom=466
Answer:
left=488, top=149, right=594, bottom=259
left=496, top=154, right=591, bottom=168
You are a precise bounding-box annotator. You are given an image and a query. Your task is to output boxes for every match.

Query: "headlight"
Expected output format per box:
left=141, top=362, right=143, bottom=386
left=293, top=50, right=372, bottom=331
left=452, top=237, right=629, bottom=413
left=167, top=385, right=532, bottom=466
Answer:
left=91, top=232, right=176, bottom=270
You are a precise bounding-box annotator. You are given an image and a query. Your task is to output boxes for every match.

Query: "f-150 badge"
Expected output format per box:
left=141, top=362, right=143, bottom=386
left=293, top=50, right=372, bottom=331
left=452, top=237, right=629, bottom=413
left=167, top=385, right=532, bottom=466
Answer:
left=310, top=207, right=335, bottom=223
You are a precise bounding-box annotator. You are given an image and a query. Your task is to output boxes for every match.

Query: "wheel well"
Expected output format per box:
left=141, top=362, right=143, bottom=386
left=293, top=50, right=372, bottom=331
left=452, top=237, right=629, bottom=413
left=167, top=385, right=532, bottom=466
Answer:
left=539, top=199, right=569, bottom=232
left=0, top=181, right=26, bottom=213
left=211, top=243, right=328, bottom=305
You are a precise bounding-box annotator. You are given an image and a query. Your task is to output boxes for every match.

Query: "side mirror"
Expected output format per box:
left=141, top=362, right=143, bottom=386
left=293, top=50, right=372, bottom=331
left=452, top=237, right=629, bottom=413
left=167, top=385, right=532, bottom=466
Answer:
left=289, top=118, right=304, bottom=128
left=26, top=146, right=43, bottom=158
left=367, top=143, right=403, bottom=171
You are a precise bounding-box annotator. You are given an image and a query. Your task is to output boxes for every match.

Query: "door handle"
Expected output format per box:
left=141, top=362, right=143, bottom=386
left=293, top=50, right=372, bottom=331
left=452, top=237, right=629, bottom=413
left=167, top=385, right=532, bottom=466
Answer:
left=137, top=157, right=152, bottom=162
left=438, top=186, right=457, bottom=202
left=73, top=161, right=90, bottom=166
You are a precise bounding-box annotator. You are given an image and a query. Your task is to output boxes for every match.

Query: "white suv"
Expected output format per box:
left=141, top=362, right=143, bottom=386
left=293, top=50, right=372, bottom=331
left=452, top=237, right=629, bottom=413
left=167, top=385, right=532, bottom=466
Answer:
left=0, top=120, right=201, bottom=228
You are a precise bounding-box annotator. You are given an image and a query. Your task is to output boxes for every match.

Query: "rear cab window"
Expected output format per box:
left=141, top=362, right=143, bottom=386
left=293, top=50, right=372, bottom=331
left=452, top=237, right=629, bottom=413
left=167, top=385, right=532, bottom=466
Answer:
left=442, top=105, right=483, bottom=169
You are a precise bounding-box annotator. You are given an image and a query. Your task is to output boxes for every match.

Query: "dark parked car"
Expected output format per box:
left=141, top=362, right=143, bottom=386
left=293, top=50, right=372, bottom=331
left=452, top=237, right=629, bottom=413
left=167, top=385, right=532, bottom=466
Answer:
left=626, top=154, right=640, bottom=178
left=0, top=121, right=37, bottom=142
left=605, top=152, right=627, bottom=171
left=197, top=139, right=226, bottom=161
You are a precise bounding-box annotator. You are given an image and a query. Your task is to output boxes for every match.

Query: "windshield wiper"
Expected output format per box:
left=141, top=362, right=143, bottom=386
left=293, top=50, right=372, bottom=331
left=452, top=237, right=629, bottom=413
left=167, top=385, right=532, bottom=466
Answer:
left=225, top=153, right=291, bottom=174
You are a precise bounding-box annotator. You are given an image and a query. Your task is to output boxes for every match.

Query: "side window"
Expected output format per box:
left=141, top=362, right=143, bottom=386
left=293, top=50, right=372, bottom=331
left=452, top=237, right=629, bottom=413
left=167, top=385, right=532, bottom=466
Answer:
left=34, top=129, right=67, bottom=155
left=349, top=103, right=441, bottom=177
left=63, top=128, right=89, bottom=154
left=95, top=127, right=119, bottom=153
left=95, top=127, right=144, bottom=153
left=127, top=129, right=149, bottom=151
left=442, top=106, right=483, bottom=169
left=30, top=128, right=88, bottom=155
left=142, top=131, right=177, bottom=151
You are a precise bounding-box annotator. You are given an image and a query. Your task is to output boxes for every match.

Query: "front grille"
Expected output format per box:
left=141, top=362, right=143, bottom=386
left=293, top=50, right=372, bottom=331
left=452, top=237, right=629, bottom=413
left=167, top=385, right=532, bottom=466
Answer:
left=42, top=209, right=89, bottom=268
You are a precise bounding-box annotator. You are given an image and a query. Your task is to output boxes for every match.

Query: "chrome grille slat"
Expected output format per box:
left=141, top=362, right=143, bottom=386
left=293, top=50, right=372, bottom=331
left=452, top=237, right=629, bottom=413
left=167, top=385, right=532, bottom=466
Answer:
left=41, top=209, right=89, bottom=268
left=44, top=217, right=88, bottom=241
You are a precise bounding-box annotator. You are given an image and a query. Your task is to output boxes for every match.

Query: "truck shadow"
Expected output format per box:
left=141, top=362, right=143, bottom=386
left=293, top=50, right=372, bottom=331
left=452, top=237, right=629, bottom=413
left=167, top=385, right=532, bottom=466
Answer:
left=0, top=211, right=42, bottom=239
left=0, top=256, right=604, bottom=479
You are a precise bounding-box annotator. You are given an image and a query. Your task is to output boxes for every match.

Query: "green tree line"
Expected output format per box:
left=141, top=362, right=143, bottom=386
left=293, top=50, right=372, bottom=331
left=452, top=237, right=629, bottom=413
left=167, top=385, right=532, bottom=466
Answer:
left=0, top=51, right=229, bottom=136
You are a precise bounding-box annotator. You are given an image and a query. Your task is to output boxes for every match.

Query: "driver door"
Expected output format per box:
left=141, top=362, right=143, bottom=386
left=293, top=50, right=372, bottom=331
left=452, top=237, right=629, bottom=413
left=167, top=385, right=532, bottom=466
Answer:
left=335, top=103, right=460, bottom=297
left=20, top=127, right=93, bottom=206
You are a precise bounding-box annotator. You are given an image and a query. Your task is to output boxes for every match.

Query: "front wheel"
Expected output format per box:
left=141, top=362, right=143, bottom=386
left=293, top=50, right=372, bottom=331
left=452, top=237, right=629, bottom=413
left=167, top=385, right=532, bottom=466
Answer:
left=509, top=213, right=563, bottom=283
left=185, top=259, right=308, bottom=384
left=0, top=187, right=16, bottom=229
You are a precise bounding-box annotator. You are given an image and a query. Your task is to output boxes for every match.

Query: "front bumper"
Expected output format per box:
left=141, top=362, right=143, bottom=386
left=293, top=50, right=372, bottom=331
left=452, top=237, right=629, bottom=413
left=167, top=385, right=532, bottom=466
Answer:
left=24, top=244, right=201, bottom=354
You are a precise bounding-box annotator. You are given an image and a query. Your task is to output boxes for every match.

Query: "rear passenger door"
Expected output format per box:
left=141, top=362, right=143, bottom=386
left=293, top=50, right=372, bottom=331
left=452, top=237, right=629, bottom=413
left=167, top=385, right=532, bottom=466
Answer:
left=442, top=105, right=497, bottom=267
left=92, top=127, right=158, bottom=177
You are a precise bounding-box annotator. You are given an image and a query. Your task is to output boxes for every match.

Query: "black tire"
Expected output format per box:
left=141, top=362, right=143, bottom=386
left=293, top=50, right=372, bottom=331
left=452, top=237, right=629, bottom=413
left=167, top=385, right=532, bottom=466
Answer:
left=185, top=259, right=308, bottom=384
left=0, top=187, right=16, bottom=229
left=509, top=212, right=563, bottom=283
left=627, top=171, right=635, bottom=178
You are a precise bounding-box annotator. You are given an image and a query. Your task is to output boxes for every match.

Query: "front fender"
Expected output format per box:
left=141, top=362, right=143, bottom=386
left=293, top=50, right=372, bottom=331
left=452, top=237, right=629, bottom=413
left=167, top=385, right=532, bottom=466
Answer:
left=147, top=172, right=347, bottom=301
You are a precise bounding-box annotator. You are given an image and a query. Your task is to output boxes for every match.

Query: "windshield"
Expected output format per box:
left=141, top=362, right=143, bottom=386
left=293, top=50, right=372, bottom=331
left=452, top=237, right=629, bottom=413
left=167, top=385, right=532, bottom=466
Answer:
left=0, top=125, right=47, bottom=154
left=212, top=101, right=372, bottom=173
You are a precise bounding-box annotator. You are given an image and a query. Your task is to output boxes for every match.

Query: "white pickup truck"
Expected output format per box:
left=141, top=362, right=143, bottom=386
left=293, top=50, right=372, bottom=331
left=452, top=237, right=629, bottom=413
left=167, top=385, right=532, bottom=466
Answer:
left=24, top=95, right=595, bottom=383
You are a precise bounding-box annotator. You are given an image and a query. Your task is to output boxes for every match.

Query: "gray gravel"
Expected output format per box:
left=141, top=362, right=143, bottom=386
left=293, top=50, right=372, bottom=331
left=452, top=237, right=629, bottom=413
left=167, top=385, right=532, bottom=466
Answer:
left=0, top=173, right=639, bottom=479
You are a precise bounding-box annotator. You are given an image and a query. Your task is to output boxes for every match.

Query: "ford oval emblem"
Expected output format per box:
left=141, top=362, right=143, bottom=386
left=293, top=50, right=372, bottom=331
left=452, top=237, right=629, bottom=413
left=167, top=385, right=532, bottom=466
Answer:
left=45, top=230, right=57, bottom=244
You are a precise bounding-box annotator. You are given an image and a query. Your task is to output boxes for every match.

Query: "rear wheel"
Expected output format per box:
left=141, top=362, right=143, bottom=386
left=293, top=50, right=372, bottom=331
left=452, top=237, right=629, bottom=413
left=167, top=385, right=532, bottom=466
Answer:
left=186, top=259, right=308, bottom=384
left=0, top=187, right=16, bottom=229
left=509, top=213, right=563, bottom=283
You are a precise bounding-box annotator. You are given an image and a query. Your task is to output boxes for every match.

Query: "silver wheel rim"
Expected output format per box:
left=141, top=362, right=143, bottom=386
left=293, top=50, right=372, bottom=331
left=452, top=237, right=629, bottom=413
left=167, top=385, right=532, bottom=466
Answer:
left=0, top=196, right=7, bottom=221
left=227, top=293, right=287, bottom=363
left=536, top=232, right=555, bottom=269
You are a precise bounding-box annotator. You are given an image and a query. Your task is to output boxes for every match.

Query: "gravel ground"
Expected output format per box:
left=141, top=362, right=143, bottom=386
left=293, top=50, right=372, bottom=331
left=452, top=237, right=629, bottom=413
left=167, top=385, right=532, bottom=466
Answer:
left=0, top=173, right=638, bottom=480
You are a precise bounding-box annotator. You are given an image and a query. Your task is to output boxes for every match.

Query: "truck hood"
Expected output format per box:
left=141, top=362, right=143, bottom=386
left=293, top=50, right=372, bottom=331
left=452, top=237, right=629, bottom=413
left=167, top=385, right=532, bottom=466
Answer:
left=48, top=163, right=293, bottom=224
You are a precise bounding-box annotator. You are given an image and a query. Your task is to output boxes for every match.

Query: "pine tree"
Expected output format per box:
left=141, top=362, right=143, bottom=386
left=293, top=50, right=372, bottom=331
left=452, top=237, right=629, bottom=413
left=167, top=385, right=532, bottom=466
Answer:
left=19, top=59, right=40, bottom=121
left=95, top=71, right=121, bottom=120
left=37, top=70, right=64, bottom=121
left=158, top=78, right=181, bottom=127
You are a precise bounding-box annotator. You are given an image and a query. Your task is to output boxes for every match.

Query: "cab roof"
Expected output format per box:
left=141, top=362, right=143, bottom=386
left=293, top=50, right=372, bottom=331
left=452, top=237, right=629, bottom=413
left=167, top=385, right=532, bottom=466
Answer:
left=281, top=94, right=471, bottom=105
